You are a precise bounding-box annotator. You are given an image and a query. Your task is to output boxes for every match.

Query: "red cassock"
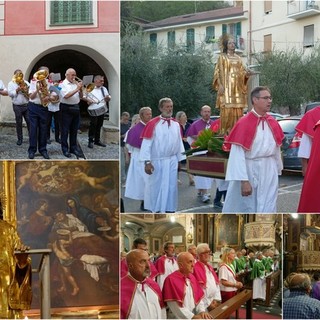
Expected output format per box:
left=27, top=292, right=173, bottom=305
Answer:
left=298, top=121, right=320, bottom=212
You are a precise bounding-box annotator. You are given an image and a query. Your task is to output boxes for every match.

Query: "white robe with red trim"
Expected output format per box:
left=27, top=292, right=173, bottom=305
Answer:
left=140, top=119, right=185, bottom=212
left=222, top=121, right=283, bottom=213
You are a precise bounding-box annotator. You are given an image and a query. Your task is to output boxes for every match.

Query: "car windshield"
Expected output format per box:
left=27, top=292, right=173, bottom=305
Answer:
left=278, top=119, right=299, bottom=134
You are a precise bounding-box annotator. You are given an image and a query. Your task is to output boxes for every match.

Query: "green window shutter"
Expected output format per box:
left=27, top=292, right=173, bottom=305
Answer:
left=186, top=28, right=195, bottom=52
left=150, top=33, right=157, bottom=45
left=168, top=31, right=175, bottom=50
left=222, top=24, right=227, bottom=35
left=50, top=0, right=93, bottom=26
left=236, top=22, right=241, bottom=37
left=205, top=26, right=215, bottom=43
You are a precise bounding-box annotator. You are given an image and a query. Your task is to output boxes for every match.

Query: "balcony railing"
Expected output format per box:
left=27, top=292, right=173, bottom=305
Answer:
left=287, top=0, right=320, bottom=19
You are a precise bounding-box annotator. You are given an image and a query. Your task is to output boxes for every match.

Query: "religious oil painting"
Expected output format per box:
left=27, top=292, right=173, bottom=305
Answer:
left=215, top=214, right=241, bottom=249
left=3, top=160, right=119, bottom=311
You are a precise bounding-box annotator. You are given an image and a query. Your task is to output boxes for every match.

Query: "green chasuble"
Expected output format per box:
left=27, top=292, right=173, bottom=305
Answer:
left=251, top=259, right=265, bottom=280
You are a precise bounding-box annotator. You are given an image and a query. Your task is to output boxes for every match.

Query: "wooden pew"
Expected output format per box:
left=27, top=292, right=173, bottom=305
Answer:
left=209, top=289, right=253, bottom=319
left=265, top=269, right=281, bottom=307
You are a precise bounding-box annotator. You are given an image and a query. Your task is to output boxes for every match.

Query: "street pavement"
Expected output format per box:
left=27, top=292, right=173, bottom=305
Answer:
left=0, top=123, right=119, bottom=160
left=122, top=169, right=303, bottom=213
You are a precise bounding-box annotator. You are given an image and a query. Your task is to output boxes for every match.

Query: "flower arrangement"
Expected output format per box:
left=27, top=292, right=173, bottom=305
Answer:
left=184, top=128, right=229, bottom=157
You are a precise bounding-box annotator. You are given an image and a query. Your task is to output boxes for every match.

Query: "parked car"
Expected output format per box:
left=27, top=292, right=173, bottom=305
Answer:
left=268, top=112, right=288, bottom=120
left=277, top=116, right=302, bottom=170
left=304, top=102, right=320, bottom=114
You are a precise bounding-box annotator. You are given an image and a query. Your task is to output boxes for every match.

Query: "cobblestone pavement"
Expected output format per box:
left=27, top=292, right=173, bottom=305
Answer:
left=0, top=125, right=119, bottom=160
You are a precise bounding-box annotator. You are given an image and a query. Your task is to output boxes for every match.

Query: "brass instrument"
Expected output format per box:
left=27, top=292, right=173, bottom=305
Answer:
left=34, top=69, right=50, bottom=107
left=12, top=72, right=29, bottom=100
left=85, top=83, right=100, bottom=103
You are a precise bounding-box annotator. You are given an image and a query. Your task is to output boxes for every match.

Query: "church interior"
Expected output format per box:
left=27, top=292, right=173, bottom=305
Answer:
left=121, top=213, right=283, bottom=319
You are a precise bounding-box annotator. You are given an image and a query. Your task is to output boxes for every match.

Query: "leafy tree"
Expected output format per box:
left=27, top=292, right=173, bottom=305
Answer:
left=121, top=27, right=216, bottom=117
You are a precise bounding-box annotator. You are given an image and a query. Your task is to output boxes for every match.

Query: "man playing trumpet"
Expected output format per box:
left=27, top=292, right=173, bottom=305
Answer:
left=59, top=68, right=83, bottom=158
left=28, top=66, right=51, bottom=159
left=8, top=69, right=30, bottom=146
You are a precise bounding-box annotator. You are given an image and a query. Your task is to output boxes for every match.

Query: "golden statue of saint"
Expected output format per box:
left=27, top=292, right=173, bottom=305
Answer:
left=0, top=200, right=32, bottom=319
left=212, top=36, right=251, bottom=134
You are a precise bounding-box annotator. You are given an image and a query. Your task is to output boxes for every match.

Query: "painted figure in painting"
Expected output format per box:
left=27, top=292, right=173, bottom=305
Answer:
left=0, top=198, right=32, bottom=319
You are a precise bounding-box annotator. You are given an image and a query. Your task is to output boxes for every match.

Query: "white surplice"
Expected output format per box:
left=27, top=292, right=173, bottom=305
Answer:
left=157, top=258, right=179, bottom=290
left=140, top=120, right=185, bottom=212
left=128, top=283, right=167, bottom=319
left=202, top=265, right=222, bottom=310
left=124, top=145, right=147, bottom=200
left=223, top=120, right=283, bottom=213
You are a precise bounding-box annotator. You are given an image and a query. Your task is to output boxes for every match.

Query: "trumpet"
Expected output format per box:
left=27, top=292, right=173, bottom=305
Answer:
left=12, top=72, right=29, bottom=100
left=34, top=69, right=50, bottom=107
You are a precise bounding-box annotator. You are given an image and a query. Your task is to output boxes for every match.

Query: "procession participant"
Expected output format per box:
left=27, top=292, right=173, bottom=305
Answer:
left=223, top=86, right=284, bottom=213
left=251, top=252, right=267, bottom=301
left=140, top=97, right=185, bottom=213
left=154, top=241, right=179, bottom=290
left=121, top=249, right=166, bottom=319
left=193, top=243, right=221, bottom=312
left=120, top=111, right=131, bottom=187
left=298, top=120, right=320, bottom=212
left=124, top=107, right=152, bottom=211
left=7, top=69, right=30, bottom=146
left=212, top=36, right=251, bottom=134
left=295, top=104, right=320, bottom=176
left=188, top=243, right=198, bottom=262
left=163, top=252, right=212, bottom=319
left=84, top=75, right=111, bottom=149
left=28, top=66, right=51, bottom=159
left=121, top=237, right=158, bottom=280
left=186, top=105, right=213, bottom=203
left=219, top=247, right=243, bottom=303
left=0, top=77, right=8, bottom=96
left=59, top=68, right=83, bottom=158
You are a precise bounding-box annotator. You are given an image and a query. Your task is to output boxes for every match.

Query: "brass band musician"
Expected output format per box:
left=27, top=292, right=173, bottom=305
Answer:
left=83, top=75, right=111, bottom=149
left=59, top=68, right=83, bottom=158
left=7, top=69, right=30, bottom=146
left=28, top=66, right=51, bottom=159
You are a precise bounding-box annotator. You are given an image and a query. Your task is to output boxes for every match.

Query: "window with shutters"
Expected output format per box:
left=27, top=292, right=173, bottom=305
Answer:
left=303, top=25, right=314, bottom=48
left=50, top=0, right=93, bottom=26
left=205, top=26, right=215, bottom=43
left=186, top=28, right=195, bottom=53
left=168, top=31, right=175, bottom=50
left=222, top=22, right=242, bottom=48
left=264, top=0, right=272, bottom=14
left=264, top=34, right=272, bottom=52
left=150, top=33, right=157, bottom=46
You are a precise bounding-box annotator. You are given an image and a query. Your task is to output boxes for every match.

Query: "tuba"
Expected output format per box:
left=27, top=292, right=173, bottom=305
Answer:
left=85, top=83, right=100, bottom=103
left=12, top=72, right=29, bottom=100
left=33, top=70, right=50, bottom=107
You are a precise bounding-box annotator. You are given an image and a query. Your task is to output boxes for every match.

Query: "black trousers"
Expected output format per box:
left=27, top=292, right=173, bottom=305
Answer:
left=88, top=114, right=104, bottom=143
left=60, top=103, right=80, bottom=153
left=13, top=103, right=30, bottom=140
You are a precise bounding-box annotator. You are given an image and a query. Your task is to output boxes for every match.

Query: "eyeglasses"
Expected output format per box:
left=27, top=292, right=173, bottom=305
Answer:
left=257, top=96, right=272, bottom=101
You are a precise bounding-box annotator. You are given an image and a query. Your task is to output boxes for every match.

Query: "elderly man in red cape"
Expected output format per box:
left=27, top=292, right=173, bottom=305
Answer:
left=162, top=251, right=212, bottom=319
left=193, top=243, right=221, bottom=312
left=295, top=104, right=320, bottom=176
left=222, top=86, right=284, bottom=213
left=121, top=249, right=165, bottom=319
left=298, top=120, right=320, bottom=212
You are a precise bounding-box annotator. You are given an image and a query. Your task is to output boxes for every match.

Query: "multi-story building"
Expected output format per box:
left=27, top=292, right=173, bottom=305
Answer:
left=0, top=0, right=119, bottom=127
left=142, top=0, right=320, bottom=66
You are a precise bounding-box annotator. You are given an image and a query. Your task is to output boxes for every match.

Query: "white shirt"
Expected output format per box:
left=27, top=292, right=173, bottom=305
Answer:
left=29, top=79, right=50, bottom=105
left=59, top=79, right=80, bottom=105
left=85, top=86, right=109, bottom=104
left=0, top=80, right=6, bottom=91
left=129, top=282, right=166, bottom=319
left=202, top=264, right=222, bottom=309
left=8, top=80, right=30, bottom=105
left=298, top=133, right=312, bottom=159
left=157, top=258, right=179, bottom=290
left=219, top=264, right=237, bottom=292
left=167, top=278, right=206, bottom=319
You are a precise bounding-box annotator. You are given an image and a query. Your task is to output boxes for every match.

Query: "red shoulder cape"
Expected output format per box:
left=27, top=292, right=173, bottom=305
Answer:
left=162, top=270, right=204, bottom=307
left=225, top=112, right=284, bottom=151
left=193, top=261, right=219, bottom=289
left=154, top=255, right=177, bottom=275
left=298, top=120, right=320, bottom=212
left=141, top=116, right=181, bottom=139
left=121, top=274, right=164, bottom=319
left=296, top=107, right=320, bottom=138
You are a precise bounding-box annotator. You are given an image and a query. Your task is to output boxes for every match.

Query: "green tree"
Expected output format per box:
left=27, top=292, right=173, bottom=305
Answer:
left=121, top=27, right=216, bottom=117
